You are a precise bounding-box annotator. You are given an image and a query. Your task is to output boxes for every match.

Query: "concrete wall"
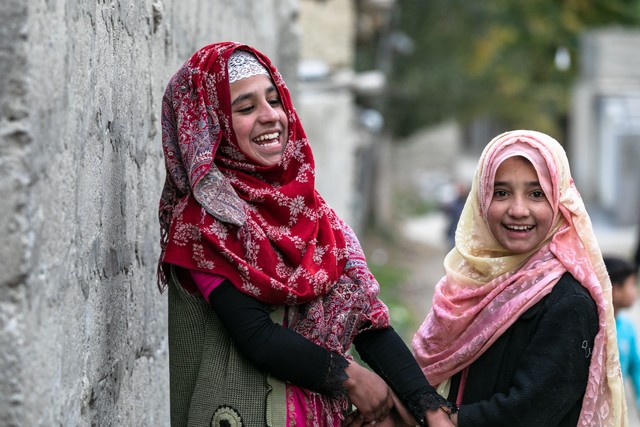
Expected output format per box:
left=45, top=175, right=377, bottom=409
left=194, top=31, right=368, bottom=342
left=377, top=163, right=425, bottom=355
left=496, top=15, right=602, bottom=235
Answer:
left=0, top=1, right=298, bottom=425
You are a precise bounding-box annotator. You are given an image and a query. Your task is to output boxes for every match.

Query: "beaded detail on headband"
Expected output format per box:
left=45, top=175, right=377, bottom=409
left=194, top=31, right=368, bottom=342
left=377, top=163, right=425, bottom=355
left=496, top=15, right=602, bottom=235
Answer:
left=228, top=50, right=269, bottom=83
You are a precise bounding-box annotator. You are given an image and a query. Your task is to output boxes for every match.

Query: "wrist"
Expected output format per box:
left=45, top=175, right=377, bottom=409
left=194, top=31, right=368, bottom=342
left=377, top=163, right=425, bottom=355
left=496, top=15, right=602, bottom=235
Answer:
left=425, top=407, right=451, bottom=424
left=343, top=360, right=358, bottom=392
left=424, top=402, right=457, bottom=426
left=439, top=402, right=456, bottom=415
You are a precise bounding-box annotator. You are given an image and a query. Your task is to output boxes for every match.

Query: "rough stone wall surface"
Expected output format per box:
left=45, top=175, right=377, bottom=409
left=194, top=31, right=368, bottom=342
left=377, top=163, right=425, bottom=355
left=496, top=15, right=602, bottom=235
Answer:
left=0, top=1, right=298, bottom=426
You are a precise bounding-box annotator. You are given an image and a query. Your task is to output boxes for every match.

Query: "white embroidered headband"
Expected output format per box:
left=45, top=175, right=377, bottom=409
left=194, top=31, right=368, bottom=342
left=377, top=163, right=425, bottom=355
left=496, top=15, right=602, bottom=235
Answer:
left=228, top=50, right=269, bottom=83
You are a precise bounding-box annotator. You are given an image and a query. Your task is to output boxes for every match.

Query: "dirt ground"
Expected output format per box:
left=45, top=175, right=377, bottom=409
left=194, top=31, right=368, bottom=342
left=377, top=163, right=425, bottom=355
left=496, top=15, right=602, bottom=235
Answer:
left=362, top=218, right=450, bottom=343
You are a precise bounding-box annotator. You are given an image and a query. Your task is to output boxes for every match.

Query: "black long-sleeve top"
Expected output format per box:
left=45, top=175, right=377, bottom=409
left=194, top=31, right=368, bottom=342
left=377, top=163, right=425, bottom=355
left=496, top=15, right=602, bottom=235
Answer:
left=448, top=273, right=599, bottom=427
left=208, top=280, right=450, bottom=425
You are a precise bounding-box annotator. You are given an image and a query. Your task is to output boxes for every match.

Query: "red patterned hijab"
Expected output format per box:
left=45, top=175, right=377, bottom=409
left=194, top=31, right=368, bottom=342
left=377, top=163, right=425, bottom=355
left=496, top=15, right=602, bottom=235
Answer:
left=158, top=42, right=353, bottom=306
left=158, top=44, right=391, bottom=418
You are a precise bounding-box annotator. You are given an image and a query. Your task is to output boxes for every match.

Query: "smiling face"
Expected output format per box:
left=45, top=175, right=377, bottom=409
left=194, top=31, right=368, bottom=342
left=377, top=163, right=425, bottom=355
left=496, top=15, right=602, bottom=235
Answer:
left=486, top=156, right=554, bottom=254
left=229, top=74, right=288, bottom=167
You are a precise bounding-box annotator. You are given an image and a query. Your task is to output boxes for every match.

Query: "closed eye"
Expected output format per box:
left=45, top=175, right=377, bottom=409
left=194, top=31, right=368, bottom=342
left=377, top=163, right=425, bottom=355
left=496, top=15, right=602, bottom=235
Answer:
left=235, top=105, right=255, bottom=114
left=268, top=97, right=281, bottom=107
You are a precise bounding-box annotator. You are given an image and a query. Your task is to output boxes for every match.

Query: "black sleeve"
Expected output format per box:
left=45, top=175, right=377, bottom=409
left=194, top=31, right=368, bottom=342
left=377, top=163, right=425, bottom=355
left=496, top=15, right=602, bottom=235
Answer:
left=457, top=292, right=599, bottom=427
left=354, top=327, right=453, bottom=426
left=208, top=280, right=348, bottom=397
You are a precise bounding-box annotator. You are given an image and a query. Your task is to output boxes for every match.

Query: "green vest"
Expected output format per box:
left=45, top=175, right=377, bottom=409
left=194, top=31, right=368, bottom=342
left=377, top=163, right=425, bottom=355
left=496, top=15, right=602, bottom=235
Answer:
left=168, top=268, right=287, bottom=426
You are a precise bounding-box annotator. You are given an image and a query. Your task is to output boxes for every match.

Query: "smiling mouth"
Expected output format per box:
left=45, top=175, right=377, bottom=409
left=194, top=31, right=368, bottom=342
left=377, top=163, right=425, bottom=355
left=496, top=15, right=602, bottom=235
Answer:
left=504, top=224, right=534, bottom=232
left=253, top=132, right=280, bottom=146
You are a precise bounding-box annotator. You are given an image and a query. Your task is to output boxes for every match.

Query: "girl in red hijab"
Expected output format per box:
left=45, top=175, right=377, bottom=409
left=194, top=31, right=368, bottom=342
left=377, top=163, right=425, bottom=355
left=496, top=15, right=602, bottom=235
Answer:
left=159, top=42, right=453, bottom=427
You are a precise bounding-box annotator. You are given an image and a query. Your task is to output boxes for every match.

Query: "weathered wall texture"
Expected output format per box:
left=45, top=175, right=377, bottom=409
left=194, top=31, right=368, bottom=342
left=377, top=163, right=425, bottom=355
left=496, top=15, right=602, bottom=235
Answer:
left=0, top=1, right=298, bottom=425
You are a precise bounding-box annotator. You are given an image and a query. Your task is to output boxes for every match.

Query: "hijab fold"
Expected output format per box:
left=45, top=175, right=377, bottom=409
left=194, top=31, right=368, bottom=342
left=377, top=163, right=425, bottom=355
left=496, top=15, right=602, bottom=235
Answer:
left=412, top=130, right=627, bottom=426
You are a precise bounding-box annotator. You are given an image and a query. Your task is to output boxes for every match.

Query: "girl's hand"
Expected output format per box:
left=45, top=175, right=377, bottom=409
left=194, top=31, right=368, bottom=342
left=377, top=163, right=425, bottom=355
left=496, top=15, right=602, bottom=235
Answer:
left=425, top=408, right=455, bottom=427
left=342, top=409, right=403, bottom=427
left=388, top=389, right=417, bottom=426
left=342, top=361, right=393, bottom=424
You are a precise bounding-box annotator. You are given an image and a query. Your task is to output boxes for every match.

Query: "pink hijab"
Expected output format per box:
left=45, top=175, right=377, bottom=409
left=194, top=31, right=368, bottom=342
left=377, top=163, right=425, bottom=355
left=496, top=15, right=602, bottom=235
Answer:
left=412, top=130, right=627, bottom=426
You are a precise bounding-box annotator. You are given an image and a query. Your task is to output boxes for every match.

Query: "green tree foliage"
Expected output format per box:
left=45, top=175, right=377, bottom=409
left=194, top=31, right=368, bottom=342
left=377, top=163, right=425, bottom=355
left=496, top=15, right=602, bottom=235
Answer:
left=376, top=0, right=640, bottom=138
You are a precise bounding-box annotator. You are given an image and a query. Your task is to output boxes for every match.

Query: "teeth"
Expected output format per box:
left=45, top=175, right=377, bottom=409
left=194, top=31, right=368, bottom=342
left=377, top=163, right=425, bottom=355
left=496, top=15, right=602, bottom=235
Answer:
left=505, top=225, right=533, bottom=231
left=260, top=141, right=279, bottom=148
left=253, top=132, right=279, bottom=142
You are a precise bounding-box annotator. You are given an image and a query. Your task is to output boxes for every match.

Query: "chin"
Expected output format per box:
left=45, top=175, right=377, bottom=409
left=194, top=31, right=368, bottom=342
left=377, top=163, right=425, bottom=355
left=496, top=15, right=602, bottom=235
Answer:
left=501, top=242, right=535, bottom=254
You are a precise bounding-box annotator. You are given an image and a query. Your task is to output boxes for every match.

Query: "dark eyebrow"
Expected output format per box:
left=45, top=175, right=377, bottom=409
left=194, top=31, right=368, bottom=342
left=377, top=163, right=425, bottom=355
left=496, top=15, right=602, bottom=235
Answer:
left=231, top=84, right=278, bottom=108
left=231, top=92, right=253, bottom=108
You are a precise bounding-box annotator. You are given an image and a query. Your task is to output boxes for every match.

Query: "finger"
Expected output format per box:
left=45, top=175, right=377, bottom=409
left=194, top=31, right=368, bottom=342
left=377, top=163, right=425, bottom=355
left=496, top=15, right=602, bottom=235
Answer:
left=341, top=417, right=354, bottom=427
left=376, top=411, right=390, bottom=423
left=375, top=390, right=393, bottom=421
left=356, top=413, right=375, bottom=426
left=359, top=411, right=374, bottom=424
left=352, top=418, right=365, bottom=427
left=379, top=420, right=395, bottom=427
left=374, top=404, right=391, bottom=422
left=345, top=414, right=364, bottom=427
left=342, top=412, right=360, bottom=427
left=374, top=416, right=395, bottom=427
left=372, top=405, right=391, bottom=421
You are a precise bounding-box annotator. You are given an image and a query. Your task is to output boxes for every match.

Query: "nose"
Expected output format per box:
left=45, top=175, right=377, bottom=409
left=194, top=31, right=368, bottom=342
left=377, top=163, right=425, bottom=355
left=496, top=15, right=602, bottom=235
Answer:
left=257, top=101, right=280, bottom=123
left=507, top=196, right=529, bottom=218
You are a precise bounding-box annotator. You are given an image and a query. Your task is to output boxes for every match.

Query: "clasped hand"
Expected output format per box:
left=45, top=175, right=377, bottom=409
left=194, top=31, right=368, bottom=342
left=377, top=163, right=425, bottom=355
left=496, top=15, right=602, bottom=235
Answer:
left=341, top=361, right=413, bottom=426
left=341, top=360, right=455, bottom=427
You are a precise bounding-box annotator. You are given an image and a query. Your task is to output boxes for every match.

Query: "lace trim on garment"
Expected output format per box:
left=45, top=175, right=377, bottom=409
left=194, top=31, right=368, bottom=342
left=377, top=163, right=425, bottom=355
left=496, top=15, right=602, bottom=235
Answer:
left=227, top=50, right=269, bottom=83
left=315, top=352, right=349, bottom=398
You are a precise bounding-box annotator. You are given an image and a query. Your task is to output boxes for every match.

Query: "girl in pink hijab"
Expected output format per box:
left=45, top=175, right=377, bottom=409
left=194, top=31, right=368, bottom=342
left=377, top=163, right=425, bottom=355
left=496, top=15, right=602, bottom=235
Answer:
left=412, top=130, right=627, bottom=426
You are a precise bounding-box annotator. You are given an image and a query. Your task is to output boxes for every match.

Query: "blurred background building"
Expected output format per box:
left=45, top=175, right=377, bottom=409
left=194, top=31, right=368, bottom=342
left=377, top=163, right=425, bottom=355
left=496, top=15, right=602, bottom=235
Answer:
left=571, top=29, right=640, bottom=227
